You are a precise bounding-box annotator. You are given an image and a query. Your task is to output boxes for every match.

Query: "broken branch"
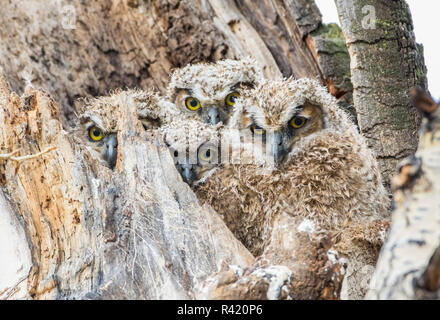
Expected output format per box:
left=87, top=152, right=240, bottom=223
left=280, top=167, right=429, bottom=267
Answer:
left=0, top=146, right=56, bottom=162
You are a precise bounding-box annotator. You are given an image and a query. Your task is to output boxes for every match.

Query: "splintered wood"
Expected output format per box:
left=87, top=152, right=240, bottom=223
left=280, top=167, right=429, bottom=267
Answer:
left=0, top=79, right=254, bottom=299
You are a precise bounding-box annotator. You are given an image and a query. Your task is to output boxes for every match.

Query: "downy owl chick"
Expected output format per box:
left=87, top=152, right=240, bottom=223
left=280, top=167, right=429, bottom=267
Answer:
left=77, top=89, right=178, bottom=168
left=166, top=58, right=264, bottom=126
left=160, top=118, right=222, bottom=185
left=196, top=78, right=390, bottom=259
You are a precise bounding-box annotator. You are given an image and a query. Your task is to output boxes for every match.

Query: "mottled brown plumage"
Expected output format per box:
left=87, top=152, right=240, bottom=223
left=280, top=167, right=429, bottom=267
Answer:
left=193, top=79, right=390, bottom=300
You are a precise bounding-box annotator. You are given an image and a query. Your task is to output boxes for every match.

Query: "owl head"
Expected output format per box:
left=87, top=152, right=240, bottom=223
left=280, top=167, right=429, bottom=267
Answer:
left=81, top=120, right=118, bottom=168
left=77, top=89, right=177, bottom=168
left=229, top=78, right=354, bottom=164
left=167, top=58, right=264, bottom=126
left=160, top=119, right=222, bottom=185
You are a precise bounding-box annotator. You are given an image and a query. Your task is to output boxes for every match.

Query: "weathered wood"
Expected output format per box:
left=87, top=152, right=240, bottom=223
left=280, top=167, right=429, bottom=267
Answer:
left=196, top=212, right=347, bottom=300
left=0, top=0, right=354, bottom=128
left=0, top=75, right=255, bottom=299
left=335, top=0, right=427, bottom=186
left=206, top=0, right=282, bottom=79
left=234, top=0, right=323, bottom=80
left=366, top=90, right=440, bottom=299
left=0, top=190, right=32, bottom=300
left=0, top=0, right=276, bottom=126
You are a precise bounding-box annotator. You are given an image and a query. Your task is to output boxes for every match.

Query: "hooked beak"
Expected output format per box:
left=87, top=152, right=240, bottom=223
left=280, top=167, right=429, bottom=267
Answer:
left=272, top=131, right=288, bottom=165
left=207, top=107, right=221, bottom=125
left=104, top=135, right=118, bottom=168
left=178, top=162, right=196, bottom=185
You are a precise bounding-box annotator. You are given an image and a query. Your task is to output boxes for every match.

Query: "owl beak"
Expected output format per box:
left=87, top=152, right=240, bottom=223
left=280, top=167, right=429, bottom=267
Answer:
left=272, top=131, right=288, bottom=164
left=179, top=162, right=196, bottom=185
left=207, top=107, right=221, bottom=125
left=105, top=135, right=118, bottom=168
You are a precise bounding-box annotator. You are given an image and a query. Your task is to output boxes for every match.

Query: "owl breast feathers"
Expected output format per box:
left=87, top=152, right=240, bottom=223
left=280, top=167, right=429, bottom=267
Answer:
left=193, top=78, right=389, bottom=256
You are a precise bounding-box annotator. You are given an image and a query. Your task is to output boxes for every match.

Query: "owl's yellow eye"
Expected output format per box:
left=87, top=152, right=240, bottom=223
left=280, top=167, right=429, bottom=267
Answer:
left=199, top=148, right=214, bottom=162
left=89, top=126, right=104, bottom=141
left=225, top=92, right=240, bottom=107
left=251, top=125, right=265, bottom=135
left=290, top=116, right=307, bottom=128
left=185, top=97, right=201, bottom=111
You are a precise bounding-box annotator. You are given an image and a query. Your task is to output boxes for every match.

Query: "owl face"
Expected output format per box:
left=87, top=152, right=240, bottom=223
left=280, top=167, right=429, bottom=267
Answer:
left=84, top=120, right=118, bottom=168
left=230, top=79, right=329, bottom=164
left=174, top=142, right=220, bottom=185
left=161, top=119, right=221, bottom=185
left=172, top=84, right=246, bottom=126
left=167, top=58, right=263, bottom=126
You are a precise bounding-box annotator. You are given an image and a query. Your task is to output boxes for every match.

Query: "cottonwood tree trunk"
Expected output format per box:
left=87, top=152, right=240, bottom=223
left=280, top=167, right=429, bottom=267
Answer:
left=335, top=0, right=427, bottom=187
left=0, top=74, right=346, bottom=300
left=0, top=75, right=256, bottom=299
left=0, top=0, right=351, bottom=127
left=366, top=90, right=440, bottom=299
left=0, top=0, right=429, bottom=300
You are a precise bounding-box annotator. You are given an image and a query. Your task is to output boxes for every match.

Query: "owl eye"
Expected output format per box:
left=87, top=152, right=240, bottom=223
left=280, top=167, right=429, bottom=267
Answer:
left=89, top=126, right=104, bottom=141
left=251, top=125, right=265, bottom=135
left=185, top=97, right=201, bottom=111
left=199, top=148, right=214, bottom=162
left=225, top=92, right=240, bottom=107
left=290, top=116, right=307, bottom=129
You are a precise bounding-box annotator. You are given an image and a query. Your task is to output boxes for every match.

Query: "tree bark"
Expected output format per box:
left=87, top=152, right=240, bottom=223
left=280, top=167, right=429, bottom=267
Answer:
left=0, top=0, right=352, bottom=127
left=0, top=74, right=257, bottom=299
left=366, top=90, right=440, bottom=299
left=335, top=0, right=427, bottom=187
left=0, top=190, right=32, bottom=299
left=0, top=0, right=430, bottom=300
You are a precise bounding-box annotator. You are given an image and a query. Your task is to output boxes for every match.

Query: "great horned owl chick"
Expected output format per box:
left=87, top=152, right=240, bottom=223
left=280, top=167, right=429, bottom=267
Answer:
left=160, top=118, right=222, bottom=185
left=195, top=78, right=390, bottom=259
left=166, top=58, right=264, bottom=126
left=76, top=89, right=178, bottom=168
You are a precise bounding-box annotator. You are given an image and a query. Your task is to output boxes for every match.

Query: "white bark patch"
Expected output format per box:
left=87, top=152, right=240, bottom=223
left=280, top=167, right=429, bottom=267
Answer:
left=0, top=193, right=32, bottom=299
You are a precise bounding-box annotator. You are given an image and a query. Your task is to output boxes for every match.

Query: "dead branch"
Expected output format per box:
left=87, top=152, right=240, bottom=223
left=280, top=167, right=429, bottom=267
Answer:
left=0, top=146, right=56, bottom=162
